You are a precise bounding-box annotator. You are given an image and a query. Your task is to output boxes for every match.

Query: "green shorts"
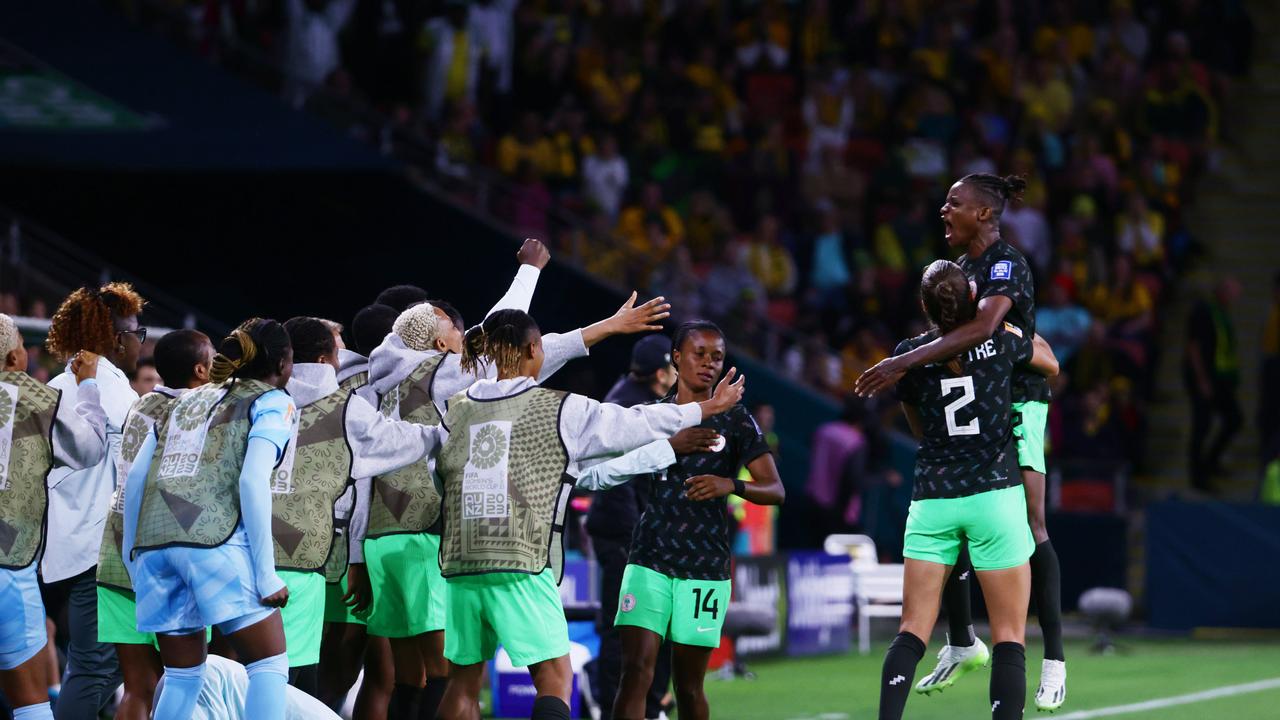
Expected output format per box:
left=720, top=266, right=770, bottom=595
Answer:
left=904, top=485, right=1035, bottom=571
left=443, top=569, right=568, bottom=667
left=614, top=564, right=730, bottom=649
left=97, top=586, right=154, bottom=646
left=279, top=570, right=326, bottom=667
left=1013, top=401, right=1048, bottom=474
left=323, top=569, right=367, bottom=626
left=364, top=532, right=446, bottom=638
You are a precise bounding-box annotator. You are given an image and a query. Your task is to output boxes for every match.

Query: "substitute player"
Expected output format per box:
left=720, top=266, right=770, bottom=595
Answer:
left=96, top=329, right=213, bottom=720
left=434, top=309, right=746, bottom=720
left=856, top=173, right=1068, bottom=710
left=0, top=314, right=106, bottom=720
left=578, top=321, right=785, bottom=720
left=879, top=260, right=1058, bottom=720
left=122, top=319, right=297, bottom=720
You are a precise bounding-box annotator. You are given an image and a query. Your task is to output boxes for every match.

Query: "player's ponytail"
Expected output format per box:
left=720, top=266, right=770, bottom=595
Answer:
left=460, top=309, right=540, bottom=378
left=920, top=260, right=976, bottom=374
left=210, top=318, right=291, bottom=383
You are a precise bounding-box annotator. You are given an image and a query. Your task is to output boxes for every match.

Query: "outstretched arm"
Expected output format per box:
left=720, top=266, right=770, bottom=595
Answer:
left=484, top=239, right=551, bottom=318
left=579, top=292, right=672, bottom=348
left=573, top=439, right=675, bottom=491
left=855, top=295, right=1012, bottom=397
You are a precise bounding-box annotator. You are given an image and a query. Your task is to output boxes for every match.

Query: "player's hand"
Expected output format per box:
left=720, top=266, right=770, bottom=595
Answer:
left=669, top=428, right=720, bottom=455
left=854, top=356, right=906, bottom=398
left=261, top=585, right=290, bottom=608
left=608, top=292, right=671, bottom=336
left=71, top=351, right=99, bottom=385
left=700, top=367, right=744, bottom=417
left=342, top=563, right=374, bottom=613
left=684, top=475, right=733, bottom=501
left=516, top=238, right=551, bottom=269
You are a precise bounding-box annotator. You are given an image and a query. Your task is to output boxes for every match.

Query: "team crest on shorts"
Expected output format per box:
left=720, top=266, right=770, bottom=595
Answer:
left=621, top=593, right=636, bottom=612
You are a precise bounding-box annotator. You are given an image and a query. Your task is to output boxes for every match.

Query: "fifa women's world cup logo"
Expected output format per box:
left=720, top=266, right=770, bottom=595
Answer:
left=471, top=424, right=507, bottom=469
left=462, top=421, right=511, bottom=520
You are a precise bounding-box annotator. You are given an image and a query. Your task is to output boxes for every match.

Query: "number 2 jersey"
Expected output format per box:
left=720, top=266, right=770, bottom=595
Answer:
left=894, top=324, right=1032, bottom=501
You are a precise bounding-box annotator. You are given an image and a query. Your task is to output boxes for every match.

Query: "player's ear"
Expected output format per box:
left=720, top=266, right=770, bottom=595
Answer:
left=977, top=205, right=992, bottom=222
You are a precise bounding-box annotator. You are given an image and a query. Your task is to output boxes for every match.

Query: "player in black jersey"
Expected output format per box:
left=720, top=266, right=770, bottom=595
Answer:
left=575, top=321, right=784, bottom=720
left=856, top=173, right=1069, bottom=710
left=878, top=260, right=1057, bottom=720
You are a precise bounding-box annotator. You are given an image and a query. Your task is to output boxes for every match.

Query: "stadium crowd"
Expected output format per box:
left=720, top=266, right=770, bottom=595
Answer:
left=151, top=0, right=1255, bottom=481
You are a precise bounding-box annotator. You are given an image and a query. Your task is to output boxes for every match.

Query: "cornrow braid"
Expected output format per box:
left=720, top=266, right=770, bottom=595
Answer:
left=46, top=282, right=146, bottom=361
left=958, top=173, right=1028, bottom=220
left=460, top=309, right=540, bottom=378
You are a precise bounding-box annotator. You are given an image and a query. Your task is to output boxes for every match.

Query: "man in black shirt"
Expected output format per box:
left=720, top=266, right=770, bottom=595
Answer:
left=577, top=322, right=784, bottom=720
left=585, top=334, right=680, bottom=720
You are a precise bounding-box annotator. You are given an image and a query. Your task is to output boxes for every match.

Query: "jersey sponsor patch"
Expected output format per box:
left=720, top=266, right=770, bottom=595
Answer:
left=1002, top=322, right=1024, bottom=338
left=990, top=260, right=1012, bottom=280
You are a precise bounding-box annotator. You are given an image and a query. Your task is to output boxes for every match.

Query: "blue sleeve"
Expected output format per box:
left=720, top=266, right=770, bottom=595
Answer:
left=240, top=436, right=285, bottom=598
left=248, top=390, right=295, bottom=460
left=121, top=430, right=158, bottom=579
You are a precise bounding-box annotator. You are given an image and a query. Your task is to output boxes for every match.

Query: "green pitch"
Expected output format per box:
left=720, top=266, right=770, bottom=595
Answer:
left=697, top=638, right=1280, bottom=719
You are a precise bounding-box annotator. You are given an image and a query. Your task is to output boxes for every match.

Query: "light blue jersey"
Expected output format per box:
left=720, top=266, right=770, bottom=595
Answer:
left=126, top=389, right=294, bottom=636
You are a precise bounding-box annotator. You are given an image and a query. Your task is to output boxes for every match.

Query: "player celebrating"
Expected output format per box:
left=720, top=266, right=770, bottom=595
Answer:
left=96, top=329, right=214, bottom=720
left=434, top=309, right=746, bottom=720
left=879, top=260, right=1058, bottom=720
left=856, top=173, right=1068, bottom=710
left=122, top=319, right=297, bottom=720
left=0, top=314, right=107, bottom=720
left=578, top=321, right=785, bottom=720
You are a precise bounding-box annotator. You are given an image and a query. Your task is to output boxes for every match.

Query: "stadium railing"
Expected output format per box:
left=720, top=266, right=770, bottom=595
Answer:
left=1, top=204, right=228, bottom=335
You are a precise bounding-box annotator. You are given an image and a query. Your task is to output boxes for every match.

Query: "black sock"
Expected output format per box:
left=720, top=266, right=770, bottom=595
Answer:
left=878, top=632, right=926, bottom=720
left=943, top=548, right=976, bottom=647
left=990, top=642, right=1026, bottom=719
left=419, top=677, right=448, bottom=720
left=531, top=695, right=571, bottom=720
left=1031, top=540, right=1065, bottom=661
left=389, top=683, right=423, bottom=720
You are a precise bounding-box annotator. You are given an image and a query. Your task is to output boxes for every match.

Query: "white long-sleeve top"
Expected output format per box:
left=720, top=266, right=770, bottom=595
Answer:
left=287, top=363, right=444, bottom=562
left=571, top=438, right=675, bottom=491
left=368, top=263, right=588, bottom=417
left=461, top=377, right=701, bottom=476
left=43, top=358, right=138, bottom=582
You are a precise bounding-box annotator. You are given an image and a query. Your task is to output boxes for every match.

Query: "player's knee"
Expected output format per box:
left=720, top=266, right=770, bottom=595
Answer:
left=424, top=656, right=450, bottom=680
left=619, top=654, right=655, bottom=685
left=673, top=683, right=706, bottom=708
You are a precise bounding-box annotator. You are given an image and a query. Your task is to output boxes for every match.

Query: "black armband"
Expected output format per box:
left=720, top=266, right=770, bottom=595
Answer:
left=732, top=477, right=746, bottom=497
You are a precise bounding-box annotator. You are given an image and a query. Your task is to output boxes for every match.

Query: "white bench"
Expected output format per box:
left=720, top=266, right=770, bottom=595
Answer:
left=824, top=534, right=905, bottom=654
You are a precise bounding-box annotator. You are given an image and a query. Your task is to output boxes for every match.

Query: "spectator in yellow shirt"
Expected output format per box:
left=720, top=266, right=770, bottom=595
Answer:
left=616, top=183, right=685, bottom=258
left=497, top=112, right=557, bottom=177
left=746, top=214, right=797, bottom=298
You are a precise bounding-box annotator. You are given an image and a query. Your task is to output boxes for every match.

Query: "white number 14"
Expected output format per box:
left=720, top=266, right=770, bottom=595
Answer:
left=940, top=376, right=980, bottom=436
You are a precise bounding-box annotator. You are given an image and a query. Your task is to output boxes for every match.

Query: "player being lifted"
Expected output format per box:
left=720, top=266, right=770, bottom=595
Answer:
left=880, top=260, right=1058, bottom=720
left=856, top=174, right=1068, bottom=710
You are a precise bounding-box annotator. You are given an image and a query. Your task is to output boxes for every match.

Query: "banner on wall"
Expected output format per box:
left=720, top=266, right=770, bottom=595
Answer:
left=786, top=551, right=854, bottom=656
left=733, top=555, right=787, bottom=658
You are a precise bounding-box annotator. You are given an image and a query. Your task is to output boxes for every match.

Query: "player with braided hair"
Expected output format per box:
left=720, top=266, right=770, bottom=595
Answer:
left=42, top=282, right=146, bottom=720
left=857, top=174, right=1071, bottom=709
left=436, top=309, right=746, bottom=720
left=878, top=261, right=1058, bottom=720
left=122, top=319, right=298, bottom=720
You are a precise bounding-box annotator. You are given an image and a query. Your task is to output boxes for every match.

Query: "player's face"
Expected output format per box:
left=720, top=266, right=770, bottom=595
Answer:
left=940, top=181, right=984, bottom=249
left=674, top=330, right=725, bottom=393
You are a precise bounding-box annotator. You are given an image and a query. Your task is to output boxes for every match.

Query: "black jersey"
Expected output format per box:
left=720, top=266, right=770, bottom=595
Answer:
left=895, top=324, right=1032, bottom=500
left=628, top=398, right=772, bottom=581
left=957, top=240, right=1051, bottom=404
